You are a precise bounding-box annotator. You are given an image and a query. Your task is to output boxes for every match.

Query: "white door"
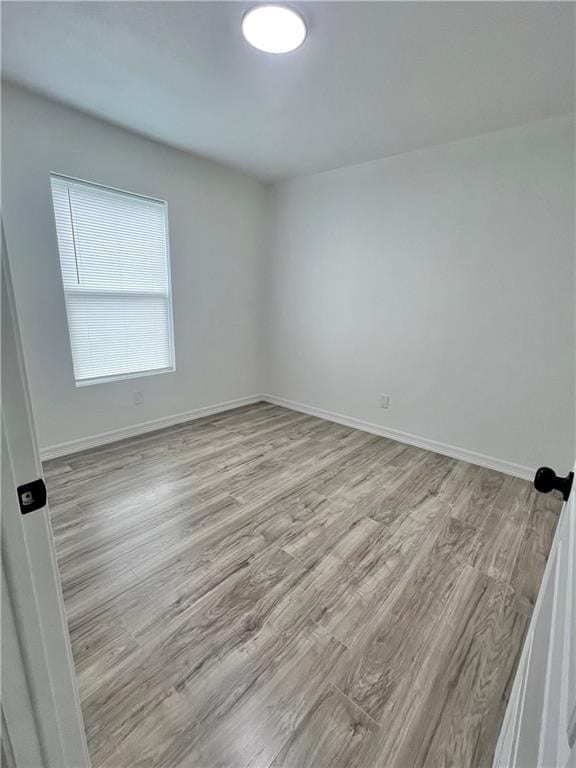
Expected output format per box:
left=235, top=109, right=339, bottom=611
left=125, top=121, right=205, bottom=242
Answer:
left=494, top=468, right=576, bottom=767
left=1, top=226, right=90, bottom=767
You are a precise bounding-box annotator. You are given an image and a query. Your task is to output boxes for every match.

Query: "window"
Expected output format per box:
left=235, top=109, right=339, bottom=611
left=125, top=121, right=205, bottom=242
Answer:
left=50, top=175, right=175, bottom=386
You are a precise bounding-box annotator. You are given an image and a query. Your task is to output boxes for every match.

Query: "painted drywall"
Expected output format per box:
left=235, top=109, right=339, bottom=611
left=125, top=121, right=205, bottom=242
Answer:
left=266, top=117, right=575, bottom=473
left=3, top=83, right=574, bottom=473
left=2, top=83, right=267, bottom=452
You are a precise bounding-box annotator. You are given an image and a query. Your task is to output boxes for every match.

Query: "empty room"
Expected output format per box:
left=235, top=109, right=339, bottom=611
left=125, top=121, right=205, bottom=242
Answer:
left=1, top=2, right=575, bottom=767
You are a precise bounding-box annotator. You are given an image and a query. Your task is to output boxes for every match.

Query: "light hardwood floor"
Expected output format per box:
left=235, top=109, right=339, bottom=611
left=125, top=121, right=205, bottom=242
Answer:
left=44, top=403, right=562, bottom=768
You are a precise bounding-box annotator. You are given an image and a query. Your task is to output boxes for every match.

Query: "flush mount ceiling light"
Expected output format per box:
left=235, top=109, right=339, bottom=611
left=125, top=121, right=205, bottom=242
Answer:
left=242, top=5, right=307, bottom=54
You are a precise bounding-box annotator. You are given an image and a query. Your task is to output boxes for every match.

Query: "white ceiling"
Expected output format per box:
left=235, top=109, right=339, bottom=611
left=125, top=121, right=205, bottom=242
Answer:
left=2, top=2, right=574, bottom=181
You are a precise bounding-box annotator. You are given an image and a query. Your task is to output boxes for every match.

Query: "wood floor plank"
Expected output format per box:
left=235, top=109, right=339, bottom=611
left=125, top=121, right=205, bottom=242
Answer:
left=268, top=683, right=379, bottom=768
left=449, top=464, right=507, bottom=526
left=332, top=514, right=475, bottom=721
left=44, top=402, right=561, bottom=768
left=510, top=487, right=561, bottom=616
left=364, top=449, right=456, bottom=527
left=468, top=476, right=533, bottom=583
left=357, top=567, right=529, bottom=768
left=179, top=632, right=348, bottom=768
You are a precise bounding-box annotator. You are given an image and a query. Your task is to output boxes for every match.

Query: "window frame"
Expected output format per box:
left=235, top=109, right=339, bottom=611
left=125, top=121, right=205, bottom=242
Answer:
left=49, top=173, right=176, bottom=387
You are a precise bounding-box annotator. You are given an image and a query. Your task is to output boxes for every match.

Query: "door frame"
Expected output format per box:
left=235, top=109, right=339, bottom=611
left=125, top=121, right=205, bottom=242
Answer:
left=494, top=471, right=576, bottom=767
left=1, top=223, right=90, bottom=767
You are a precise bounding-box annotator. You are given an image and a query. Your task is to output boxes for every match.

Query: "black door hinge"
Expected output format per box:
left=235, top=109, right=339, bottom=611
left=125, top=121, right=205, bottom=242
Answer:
left=17, top=478, right=47, bottom=515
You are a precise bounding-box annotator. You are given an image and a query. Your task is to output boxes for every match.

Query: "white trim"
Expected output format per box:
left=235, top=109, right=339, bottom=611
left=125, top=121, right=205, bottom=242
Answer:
left=2, top=228, right=90, bottom=766
left=40, top=395, right=263, bottom=460
left=262, top=394, right=535, bottom=480
left=75, top=364, right=176, bottom=388
left=41, top=391, right=535, bottom=479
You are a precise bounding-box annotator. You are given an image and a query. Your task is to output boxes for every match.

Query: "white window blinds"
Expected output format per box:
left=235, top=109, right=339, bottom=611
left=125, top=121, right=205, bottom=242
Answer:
left=50, top=175, right=175, bottom=385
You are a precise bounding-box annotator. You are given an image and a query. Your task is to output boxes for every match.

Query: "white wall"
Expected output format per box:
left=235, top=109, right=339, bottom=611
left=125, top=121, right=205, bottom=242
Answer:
left=3, top=83, right=574, bottom=474
left=2, top=83, right=267, bottom=452
left=266, top=117, right=575, bottom=474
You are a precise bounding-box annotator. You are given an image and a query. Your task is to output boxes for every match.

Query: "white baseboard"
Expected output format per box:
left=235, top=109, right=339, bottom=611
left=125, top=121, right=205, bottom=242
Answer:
left=40, top=395, right=263, bottom=460
left=41, top=390, right=535, bottom=481
left=261, top=394, right=535, bottom=481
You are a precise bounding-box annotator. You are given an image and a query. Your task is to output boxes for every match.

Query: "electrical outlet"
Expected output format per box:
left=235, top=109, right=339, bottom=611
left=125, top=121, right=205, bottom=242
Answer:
left=380, top=394, right=390, bottom=409
left=133, top=391, right=144, bottom=406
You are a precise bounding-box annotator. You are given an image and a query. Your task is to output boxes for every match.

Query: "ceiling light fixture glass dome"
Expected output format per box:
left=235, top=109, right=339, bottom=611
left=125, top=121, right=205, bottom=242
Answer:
left=242, top=5, right=307, bottom=54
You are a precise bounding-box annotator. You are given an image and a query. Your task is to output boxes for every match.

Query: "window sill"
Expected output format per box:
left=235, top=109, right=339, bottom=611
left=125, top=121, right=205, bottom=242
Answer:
left=75, top=366, right=176, bottom=387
